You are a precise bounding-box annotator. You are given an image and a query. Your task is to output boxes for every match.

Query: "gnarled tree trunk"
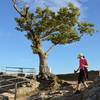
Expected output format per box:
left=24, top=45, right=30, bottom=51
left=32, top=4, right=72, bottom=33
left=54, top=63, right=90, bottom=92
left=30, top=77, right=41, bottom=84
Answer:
left=38, top=51, right=60, bottom=90
left=38, top=51, right=51, bottom=80
left=35, top=39, right=53, bottom=80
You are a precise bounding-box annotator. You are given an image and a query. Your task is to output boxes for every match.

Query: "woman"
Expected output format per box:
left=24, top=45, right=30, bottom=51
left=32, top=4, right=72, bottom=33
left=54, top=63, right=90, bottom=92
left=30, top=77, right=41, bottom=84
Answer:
left=75, top=53, right=88, bottom=94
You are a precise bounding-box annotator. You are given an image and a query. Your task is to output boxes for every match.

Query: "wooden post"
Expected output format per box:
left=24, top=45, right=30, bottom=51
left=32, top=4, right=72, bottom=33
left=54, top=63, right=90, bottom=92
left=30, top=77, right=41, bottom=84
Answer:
left=14, top=83, right=17, bottom=100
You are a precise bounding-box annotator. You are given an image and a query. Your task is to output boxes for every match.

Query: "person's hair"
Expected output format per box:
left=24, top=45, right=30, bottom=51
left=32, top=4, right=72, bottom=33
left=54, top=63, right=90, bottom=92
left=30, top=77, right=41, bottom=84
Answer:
left=83, top=56, right=85, bottom=58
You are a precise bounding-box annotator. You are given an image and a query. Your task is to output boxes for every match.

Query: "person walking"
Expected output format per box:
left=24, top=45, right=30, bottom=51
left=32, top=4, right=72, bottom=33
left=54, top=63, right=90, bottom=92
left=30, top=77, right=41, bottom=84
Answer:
left=74, top=53, right=89, bottom=94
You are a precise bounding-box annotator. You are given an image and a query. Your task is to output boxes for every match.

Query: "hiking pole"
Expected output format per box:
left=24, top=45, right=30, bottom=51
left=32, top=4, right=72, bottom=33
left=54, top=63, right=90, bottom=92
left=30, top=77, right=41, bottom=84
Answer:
left=74, top=70, right=77, bottom=77
left=74, top=67, right=79, bottom=74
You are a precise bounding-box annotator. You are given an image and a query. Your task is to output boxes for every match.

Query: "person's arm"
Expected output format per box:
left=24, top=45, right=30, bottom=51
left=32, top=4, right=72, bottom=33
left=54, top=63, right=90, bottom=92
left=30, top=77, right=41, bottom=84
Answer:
left=84, top=59, right=88, bottom=68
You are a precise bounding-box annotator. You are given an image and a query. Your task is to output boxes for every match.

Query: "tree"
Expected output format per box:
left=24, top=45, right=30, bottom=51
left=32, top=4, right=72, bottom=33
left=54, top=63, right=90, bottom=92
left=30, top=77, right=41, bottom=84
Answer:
left=12, top=0, right=95, bottom=80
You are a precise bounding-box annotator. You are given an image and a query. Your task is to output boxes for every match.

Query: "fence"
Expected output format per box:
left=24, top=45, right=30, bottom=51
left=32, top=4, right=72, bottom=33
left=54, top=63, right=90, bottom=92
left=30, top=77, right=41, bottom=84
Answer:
left=5, top=66, right=36, bottom=74
left=0, top=78, right=28, bottom=100
left=0, top=66, right=37, bottom=100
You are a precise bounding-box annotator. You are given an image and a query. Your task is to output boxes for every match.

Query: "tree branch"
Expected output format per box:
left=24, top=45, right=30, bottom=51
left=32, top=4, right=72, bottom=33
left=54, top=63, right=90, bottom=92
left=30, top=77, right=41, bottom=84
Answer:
left=46, top=44, right=56, bottom=54
left=41, top=23, right=64, bottom=41
left=12, top=0, right=29, bottom=17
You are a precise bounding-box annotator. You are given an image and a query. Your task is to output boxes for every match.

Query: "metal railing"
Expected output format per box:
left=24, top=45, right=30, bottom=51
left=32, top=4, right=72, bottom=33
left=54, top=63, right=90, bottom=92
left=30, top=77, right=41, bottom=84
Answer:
left=5, top=67, right=36, bottom=74
left=0, top=77, right=30, bottom=100
left=0, top=66, right=36, bottom=100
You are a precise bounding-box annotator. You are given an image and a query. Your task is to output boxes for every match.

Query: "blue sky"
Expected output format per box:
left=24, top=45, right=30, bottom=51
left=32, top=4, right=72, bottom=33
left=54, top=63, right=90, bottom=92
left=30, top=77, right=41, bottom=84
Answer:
left=0, top=0, right=100, bottom=74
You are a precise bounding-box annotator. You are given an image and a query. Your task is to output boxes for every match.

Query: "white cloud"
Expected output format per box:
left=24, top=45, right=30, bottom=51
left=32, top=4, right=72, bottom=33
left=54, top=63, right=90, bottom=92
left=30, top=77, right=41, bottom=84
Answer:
left=23, top=0, right=88, bottom=19
left=23, top=0, right=88, bottom=9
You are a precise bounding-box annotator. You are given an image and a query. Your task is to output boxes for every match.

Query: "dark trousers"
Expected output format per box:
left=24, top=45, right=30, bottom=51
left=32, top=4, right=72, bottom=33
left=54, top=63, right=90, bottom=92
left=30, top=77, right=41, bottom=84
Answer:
left=78, top=68, right=88, bottom=84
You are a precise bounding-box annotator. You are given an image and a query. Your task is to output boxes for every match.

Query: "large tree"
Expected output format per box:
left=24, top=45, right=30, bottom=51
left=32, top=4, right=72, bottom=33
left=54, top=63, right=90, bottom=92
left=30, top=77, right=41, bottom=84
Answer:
left=12, top=0, right=95, bottom=80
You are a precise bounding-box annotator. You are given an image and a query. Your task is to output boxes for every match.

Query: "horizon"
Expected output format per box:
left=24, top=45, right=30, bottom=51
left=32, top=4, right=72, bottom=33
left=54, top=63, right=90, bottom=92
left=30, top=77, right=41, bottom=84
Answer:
left=0, top=65, right=99, bottom=75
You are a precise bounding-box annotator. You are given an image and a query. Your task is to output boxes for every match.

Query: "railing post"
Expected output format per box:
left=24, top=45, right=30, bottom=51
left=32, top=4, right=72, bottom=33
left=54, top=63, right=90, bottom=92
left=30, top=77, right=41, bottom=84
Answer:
left=14, top=83, right=17, bottom=100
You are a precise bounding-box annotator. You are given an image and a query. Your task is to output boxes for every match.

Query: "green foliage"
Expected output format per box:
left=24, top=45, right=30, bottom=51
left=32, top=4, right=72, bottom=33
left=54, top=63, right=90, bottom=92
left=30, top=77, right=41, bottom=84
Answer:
left=15, top=3, right=96, bottom=52
left=78, top=22, right=95, bottom=35
left=48, top=28, right=80, bottom=45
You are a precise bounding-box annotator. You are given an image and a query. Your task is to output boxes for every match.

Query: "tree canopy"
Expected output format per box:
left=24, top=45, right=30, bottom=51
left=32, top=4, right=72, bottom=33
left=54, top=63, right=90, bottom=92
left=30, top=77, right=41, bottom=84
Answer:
left=15, top=3, right=95, bottom=54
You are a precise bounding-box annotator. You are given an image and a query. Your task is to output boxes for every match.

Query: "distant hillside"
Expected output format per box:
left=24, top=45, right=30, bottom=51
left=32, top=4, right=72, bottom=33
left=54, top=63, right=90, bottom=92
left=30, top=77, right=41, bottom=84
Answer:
left=57, top=70, right=100, bottom=81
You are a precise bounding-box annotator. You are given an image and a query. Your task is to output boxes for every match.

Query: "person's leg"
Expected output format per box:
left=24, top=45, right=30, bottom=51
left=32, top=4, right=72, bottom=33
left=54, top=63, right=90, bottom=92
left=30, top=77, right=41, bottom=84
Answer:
left=74, top=82, right=81, bottom=94
left=76, top=69, right=84, bottom=91
left=84, top=68, right=88, bottom=81
left=83, top=69, right=88, bottom=88
left=76, top=83, right=81, bottom=91
left=75, top=72, right=82, bottom=93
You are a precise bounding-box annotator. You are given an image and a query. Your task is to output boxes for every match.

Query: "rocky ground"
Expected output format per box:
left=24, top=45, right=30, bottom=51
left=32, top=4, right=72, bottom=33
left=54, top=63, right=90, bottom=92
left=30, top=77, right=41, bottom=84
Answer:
left=27, top=81, right=94, bottom=100
left=0, top=74, right=100, bottom=100
left=29, top=76, right=99, bottom=100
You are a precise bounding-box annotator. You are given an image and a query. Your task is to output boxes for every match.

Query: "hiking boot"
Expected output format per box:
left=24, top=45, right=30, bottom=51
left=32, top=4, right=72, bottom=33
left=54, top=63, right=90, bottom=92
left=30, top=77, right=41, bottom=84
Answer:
left=74, top=90, right=81, bottom=94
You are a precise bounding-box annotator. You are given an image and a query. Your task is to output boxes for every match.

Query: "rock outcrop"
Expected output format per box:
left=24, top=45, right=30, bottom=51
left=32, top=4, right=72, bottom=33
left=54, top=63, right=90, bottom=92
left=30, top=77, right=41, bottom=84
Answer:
left=51, top=76, right=100, bottom=100
left=29, top=76, right=100, bottom=100
left=83, top=76, right=100, bottom=100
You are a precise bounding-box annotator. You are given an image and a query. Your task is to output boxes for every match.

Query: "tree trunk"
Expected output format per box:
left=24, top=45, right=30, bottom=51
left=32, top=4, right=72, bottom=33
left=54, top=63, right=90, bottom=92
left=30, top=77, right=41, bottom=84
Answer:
left=38, top=52, right=51, bottom=80
left=34, top=39, right=55, bottom=80
left=36, top=43, right=60, bottom=90
left=34, top=38, right=51, bottom=80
